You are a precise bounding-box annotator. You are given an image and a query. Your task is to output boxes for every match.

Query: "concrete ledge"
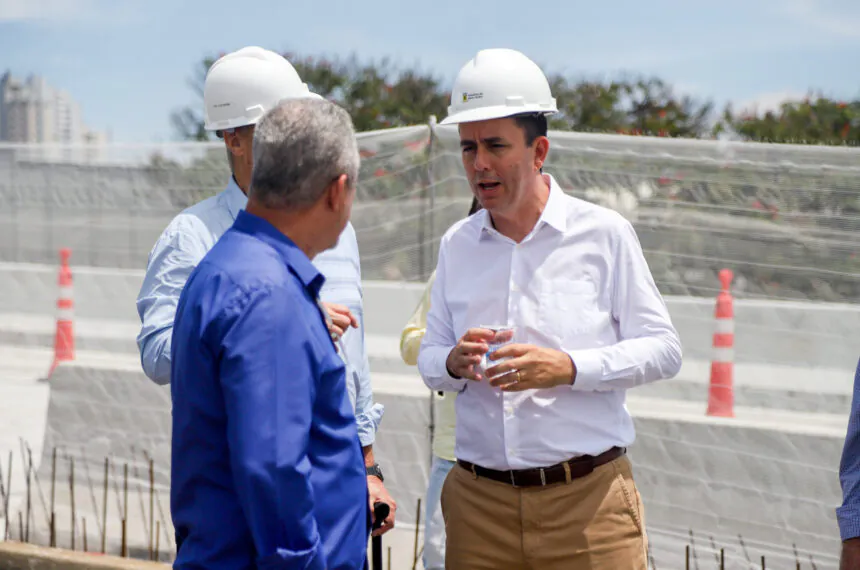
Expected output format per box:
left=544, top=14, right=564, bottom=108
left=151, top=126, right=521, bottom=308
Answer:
left=0, top=330, right=136, bottom=356
left=28, top=362, right=843, bottom=566
left=2, top=310, right=852, bottom=414
left=2, top=262, right=859, bottom=372
left=0, top=542, right=167, bottom=569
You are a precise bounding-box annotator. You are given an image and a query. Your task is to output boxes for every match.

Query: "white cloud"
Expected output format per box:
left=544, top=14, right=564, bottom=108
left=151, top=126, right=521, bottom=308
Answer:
left=779, top=0, right=860, bottom=39
left=735, top=90, right=807, bottom=114
left=579, top=1, right=860, bottom=72
left=577, top=45, right=710, bottom=71
left=672, top=82, right=707, bottom=97
left=0, top=0, right=92, bottom=21
left=0, top=0, right=142, bottom=24
left=576, top=35, right=806, bottom=74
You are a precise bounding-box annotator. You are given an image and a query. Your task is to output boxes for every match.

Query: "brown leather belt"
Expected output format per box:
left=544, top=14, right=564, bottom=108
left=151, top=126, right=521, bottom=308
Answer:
left=457, top=447, right=625, bottom=488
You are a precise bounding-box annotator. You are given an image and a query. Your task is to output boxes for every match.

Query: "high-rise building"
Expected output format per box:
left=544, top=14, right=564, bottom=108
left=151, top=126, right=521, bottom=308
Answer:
left=1, top=71, right=109, bottom=161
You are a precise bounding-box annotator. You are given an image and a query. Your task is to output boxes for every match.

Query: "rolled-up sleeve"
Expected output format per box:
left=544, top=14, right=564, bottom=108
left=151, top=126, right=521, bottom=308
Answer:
left=838, top=360, right=860, bottom=541
left=136, top=226, right=206, bottom=385
left=568, top=219, right=683, bottom=392
left=220, top=287, right=326, bottom=570
left=417, top=242, right=467, bottom=393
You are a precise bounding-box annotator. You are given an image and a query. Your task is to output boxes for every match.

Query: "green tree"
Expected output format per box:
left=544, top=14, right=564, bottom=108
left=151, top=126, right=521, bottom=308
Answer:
left=548, top=75, right=713, bottom=137
left=170, top=52, right=449, bottom=137
left=169, top=56, right=217, bottom=141
left=289, top=54, right=450, bottom=131
left=548, top=77, right=630, bottom=133
left=172, top=53, right=718, bottom=139
left=624, top=77, right=713, bottom=137
left=170, top=53, right=860, bottom=146
left=715, top=95, right=860, bottom=145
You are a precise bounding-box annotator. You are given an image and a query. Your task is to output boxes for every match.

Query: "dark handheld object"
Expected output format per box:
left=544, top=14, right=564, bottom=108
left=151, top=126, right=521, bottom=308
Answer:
left=371, top=501, right=390, bottom=570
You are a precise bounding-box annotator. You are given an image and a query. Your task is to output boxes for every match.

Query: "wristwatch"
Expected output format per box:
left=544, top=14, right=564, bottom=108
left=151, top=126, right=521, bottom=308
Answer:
left=366, top=463, right=384, bottom=482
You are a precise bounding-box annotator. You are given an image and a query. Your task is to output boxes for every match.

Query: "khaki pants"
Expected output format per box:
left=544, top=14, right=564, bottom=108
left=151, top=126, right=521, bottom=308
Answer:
left=440, top=455, right=647, bottom=570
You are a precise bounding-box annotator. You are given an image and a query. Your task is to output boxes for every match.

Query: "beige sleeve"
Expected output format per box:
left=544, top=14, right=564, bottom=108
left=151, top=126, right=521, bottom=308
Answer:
left=399, top=271, right=437, bottom=366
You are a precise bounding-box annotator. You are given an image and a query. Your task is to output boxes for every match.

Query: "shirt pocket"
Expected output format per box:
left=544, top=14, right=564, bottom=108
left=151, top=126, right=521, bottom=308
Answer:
left=538, top=278, right=599, bottom=341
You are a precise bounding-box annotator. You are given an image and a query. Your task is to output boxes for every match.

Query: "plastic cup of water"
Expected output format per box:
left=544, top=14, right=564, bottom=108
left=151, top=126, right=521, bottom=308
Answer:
left=480, top=325, right=515, bottom=379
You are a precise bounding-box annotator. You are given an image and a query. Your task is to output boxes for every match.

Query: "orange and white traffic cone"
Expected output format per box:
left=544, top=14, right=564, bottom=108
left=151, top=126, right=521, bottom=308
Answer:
left=47, top=248, right=75, bottom=378
left=706, top=268, right=734, bottom=417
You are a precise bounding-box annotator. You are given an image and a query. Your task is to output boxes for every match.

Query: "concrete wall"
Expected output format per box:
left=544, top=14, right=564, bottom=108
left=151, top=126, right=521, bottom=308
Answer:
left=0, top=263, right=143, bottom=322
left=32, top=365, right=433, bottom=560
left=0, top=263, right=851, bottom=568
left=632, top=415, right=841, bottom=560
left=33, top=366, right=173, bottom=561
left=2, top=264, right=859, bottom=374
left=361, top=279, right=860, bottom=372
left=24, top=363, right=842, bottom=569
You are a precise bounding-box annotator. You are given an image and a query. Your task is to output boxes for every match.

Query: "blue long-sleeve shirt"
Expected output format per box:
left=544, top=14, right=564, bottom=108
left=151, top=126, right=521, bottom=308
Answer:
left=838, top=358, right=860, bottom=541
left=170, top=210, right=370, bottom=570
left=136, top=177, right=382, bottom=446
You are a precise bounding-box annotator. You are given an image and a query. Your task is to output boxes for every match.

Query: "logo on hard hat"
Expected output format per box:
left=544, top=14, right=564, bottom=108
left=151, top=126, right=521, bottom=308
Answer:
left=462, top=92, right=483, bottom=103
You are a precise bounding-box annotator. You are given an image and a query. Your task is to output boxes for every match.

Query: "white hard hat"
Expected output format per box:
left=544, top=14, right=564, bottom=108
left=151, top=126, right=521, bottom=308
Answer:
left=440, top=48, right=557, bottom=126
left=203, top=46, right=319, bottom=131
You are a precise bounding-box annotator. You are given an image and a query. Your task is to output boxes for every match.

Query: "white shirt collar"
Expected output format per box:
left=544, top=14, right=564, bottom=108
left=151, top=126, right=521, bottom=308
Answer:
left=478, top=173, right=567, bottom=241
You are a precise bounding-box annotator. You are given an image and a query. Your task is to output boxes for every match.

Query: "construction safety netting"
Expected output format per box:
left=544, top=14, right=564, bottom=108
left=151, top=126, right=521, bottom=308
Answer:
left=0, top=126, right=857, bottom=567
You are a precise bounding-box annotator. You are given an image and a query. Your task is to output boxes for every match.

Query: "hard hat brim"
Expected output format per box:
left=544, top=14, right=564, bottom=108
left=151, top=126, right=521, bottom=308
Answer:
left=204, top=91, right=325, bottom=130
left=440, top=104, right=556, bottom=126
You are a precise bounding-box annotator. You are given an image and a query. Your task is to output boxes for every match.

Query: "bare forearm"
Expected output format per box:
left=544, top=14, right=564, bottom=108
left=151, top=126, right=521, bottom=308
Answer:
left=362, top=445, right=374, bottom=468
left=843, top=538, right=860, bottom=570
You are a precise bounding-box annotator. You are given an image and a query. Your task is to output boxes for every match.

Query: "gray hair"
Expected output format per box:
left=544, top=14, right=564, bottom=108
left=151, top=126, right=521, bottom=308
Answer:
left=250, top=98, right=360, bottom=210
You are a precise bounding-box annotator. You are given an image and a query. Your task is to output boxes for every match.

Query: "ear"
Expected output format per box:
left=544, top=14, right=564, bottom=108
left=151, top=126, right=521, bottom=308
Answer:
left=324, top=174, right=351, bottom=212
left=533, top=136, right=550, bottom=171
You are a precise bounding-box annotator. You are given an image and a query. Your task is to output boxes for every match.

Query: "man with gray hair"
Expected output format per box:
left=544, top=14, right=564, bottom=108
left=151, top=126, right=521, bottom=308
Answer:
left=137, top=47, right=395, bottom=534
left=170, top=98, right=370, bottom=570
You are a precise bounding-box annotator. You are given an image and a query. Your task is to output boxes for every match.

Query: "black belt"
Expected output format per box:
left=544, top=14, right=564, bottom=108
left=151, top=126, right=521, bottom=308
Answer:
left=457, top=447, right=625, bottom=488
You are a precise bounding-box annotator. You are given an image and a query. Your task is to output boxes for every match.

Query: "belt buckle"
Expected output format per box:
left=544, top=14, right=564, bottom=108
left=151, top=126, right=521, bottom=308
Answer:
left=509, top=470, right=518, bottom=488
left=539, top=467, right=547, bottom=486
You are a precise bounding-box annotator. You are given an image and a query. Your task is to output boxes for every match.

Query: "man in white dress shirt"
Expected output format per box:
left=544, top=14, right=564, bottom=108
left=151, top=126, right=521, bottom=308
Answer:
left=417, top=48, right=683, bottom=570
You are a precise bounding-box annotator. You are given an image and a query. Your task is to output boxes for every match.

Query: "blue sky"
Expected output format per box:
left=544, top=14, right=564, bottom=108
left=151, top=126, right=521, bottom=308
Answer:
left=2, top=0, right=860, bottom=142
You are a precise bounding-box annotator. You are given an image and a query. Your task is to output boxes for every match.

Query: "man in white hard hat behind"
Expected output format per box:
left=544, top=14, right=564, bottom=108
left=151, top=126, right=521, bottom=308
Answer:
left=417, top=48, right=682, bottom=569
left=136, top=46, right=396, bottom=534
